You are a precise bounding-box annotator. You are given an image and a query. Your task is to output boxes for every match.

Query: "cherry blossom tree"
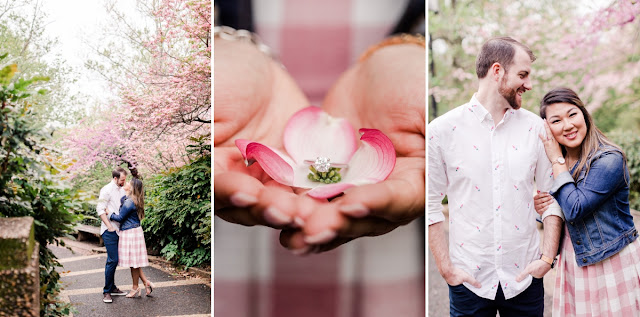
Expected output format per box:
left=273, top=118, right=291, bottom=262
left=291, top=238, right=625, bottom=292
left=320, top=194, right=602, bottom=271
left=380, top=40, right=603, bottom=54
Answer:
left=429, top=0, right=640, bottom=129
left=62, top=0, right=211, bottom=176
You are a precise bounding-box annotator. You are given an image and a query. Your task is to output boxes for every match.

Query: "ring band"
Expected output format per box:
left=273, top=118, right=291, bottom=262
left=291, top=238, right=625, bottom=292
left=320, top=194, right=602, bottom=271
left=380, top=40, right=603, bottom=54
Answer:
left=304, top=157, right=348, bottom=173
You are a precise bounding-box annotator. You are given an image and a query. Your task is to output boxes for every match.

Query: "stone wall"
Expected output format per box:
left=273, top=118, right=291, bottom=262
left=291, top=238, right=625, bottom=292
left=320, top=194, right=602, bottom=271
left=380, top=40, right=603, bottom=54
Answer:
left=0, top=217, right=40, bottom=317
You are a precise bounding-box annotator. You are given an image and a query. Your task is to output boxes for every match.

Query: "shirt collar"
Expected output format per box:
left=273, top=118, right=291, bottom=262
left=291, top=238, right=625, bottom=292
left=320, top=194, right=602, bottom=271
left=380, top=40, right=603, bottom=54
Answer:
left=467, top=94, right=490, bottom=122
left=467, top=93, right=517, bottom=125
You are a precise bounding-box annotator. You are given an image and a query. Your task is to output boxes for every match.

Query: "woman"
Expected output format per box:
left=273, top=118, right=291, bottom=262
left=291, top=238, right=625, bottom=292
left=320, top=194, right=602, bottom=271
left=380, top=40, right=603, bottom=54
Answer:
left=534, top=87, right=640, bottom=316
left=110, top=178, right=155, bottom=298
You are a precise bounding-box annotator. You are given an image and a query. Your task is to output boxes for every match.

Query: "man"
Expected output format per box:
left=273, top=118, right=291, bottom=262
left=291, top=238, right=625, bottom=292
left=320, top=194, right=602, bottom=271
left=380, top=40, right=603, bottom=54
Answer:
left=428, top=37, right=564, bottom=316
left=97, top=167, right=128, bottom=303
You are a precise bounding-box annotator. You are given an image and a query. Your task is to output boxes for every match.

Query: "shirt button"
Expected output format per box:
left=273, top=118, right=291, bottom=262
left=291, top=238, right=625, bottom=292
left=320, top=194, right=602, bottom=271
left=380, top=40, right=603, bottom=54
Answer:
left=570, top=221, right=574, bottom=225
left=582, top=259, right=587, bottom=263
left=576, top=240, right=581, bottom=245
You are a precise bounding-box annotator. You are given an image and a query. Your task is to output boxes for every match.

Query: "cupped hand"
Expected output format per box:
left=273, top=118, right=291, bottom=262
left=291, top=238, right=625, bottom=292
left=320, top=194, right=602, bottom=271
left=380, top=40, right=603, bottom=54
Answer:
left=515, top=259, right=551, bottom=282
left=538, top=119, right=563, bottom=163
left=280, top=43, right=426, bottom=253
left=214, top=38, right=312, bottom=228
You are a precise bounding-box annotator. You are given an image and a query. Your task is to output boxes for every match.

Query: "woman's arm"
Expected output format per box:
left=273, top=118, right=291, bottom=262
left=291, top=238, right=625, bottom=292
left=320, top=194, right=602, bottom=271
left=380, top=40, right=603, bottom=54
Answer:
left=110, top=199, right=135, bottom=222
left=551, top=151, right=627, bottom=222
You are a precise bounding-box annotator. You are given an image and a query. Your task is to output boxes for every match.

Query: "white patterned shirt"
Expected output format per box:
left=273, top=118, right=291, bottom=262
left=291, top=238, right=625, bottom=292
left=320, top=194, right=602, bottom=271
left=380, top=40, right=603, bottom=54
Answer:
left=428, top=94, right=563, bottom=300
left=96, top=180, right=126, bottom=235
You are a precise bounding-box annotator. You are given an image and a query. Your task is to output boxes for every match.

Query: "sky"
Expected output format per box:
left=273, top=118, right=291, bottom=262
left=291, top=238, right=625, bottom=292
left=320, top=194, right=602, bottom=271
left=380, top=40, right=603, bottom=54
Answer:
left=40, top=0, right=145, bottom=106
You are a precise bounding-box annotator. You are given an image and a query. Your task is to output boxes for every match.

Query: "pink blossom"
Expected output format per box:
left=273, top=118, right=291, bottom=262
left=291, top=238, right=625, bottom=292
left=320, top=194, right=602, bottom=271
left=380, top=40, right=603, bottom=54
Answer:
left=235, top=107, right=396, bottom=199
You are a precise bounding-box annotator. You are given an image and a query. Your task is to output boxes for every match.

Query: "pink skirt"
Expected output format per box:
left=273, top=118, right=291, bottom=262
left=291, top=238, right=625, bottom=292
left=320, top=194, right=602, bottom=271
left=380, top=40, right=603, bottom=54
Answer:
left=553, top=226, right=640, bottom=316
left=118, top=226, right=149, bottom=268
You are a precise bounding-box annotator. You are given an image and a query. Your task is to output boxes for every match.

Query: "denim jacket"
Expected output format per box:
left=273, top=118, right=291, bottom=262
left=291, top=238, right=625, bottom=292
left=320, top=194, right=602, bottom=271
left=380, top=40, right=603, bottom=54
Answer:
left=109, top=196, right=141, bottom=231
left=550, top=148, right=638, bottom=267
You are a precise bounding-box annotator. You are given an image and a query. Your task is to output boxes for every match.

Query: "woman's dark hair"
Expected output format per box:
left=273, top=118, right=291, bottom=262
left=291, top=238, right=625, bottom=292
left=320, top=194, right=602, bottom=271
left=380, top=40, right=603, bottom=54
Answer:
left=129, top=178, right=145, bottom=220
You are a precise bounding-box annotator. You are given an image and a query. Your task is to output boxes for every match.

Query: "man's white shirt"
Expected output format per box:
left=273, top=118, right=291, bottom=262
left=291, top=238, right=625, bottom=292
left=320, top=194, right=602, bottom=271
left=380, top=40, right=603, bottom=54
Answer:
left=97, top=180, right=126, bottom=235
left=428, top=94, right=563, bottom=300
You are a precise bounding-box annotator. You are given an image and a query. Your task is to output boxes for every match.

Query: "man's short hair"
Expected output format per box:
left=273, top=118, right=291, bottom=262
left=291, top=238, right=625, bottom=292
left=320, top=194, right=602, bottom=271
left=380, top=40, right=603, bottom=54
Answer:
left=112, top=167, right=128, bottom=179
left=476, top=37, right=536, bottom=79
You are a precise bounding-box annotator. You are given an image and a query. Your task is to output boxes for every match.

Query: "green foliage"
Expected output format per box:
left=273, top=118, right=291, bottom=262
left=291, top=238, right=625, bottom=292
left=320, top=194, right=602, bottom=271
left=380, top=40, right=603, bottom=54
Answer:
left=142, top=150, right=211, bottom=268
left=0, top=56, right=80, bottom=316
left=69, top=163, right=122, bottom=227
left=592, top=77, right=640, bottom=134
left=608, top=131, right=640, bottom=211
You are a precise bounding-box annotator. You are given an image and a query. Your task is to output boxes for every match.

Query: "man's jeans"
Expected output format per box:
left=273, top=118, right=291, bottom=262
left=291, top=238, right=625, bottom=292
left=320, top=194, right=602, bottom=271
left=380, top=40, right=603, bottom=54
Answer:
left=448, top=277, right=544, bottom=317
left=102, top=230, right=119, bottom=294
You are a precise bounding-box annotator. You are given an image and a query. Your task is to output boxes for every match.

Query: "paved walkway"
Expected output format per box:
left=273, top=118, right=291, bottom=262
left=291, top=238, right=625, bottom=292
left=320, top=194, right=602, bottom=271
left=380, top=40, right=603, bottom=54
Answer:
left=50, top=237, right=211, bottom=317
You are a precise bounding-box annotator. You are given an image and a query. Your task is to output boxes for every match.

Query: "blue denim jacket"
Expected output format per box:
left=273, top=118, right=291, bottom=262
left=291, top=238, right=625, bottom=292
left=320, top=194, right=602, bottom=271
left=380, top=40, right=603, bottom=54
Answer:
left=550, top=148, right=638, bottom=267
left=109, top=196, right=141, bottom=231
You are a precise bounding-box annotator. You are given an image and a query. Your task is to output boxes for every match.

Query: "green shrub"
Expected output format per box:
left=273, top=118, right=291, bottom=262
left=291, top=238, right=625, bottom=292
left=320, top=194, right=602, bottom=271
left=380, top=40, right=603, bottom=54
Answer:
left=608, top=130, right=640, bottom=210
left=142, top=151, right=210, bottom=268
left=0, top=57, right=79, bottom=316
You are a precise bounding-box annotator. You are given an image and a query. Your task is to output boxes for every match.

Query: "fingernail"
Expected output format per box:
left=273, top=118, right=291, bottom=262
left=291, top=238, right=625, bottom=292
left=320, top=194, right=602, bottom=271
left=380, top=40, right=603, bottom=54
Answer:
left=291, top=246, right=310, bottom=256
left=293, top=217, right=305, bottom=228
left=230, top=192, right=257, bottom=207
left=339, top=203, right=369, bottom=217
left=264, top=207, right=291, bottom=226
left=304, top=230, right=336, bottom=245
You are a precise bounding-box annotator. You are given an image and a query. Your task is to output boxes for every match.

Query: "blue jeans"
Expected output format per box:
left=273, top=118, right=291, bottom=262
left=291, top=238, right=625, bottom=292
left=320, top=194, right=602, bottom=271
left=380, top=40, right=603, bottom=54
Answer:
left=448, top=278, right=544, bottom=317
left=102, top=230, right=119, bottom=294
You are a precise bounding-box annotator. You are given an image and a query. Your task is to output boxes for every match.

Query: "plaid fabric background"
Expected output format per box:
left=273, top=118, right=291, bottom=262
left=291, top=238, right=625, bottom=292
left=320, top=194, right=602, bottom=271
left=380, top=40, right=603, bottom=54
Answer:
left=553, top=227, right=640, bottom=316
left=118, top=227, right=149, bottom=268
left=214, top=1, right=425, bottom=316
left=253, top=0, right=412, bottom=104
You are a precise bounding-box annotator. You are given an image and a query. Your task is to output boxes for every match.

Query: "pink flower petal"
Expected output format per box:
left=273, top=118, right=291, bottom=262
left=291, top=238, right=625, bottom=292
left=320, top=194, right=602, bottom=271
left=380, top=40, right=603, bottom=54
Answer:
left=307, top=183, right=355, bottom=199
left=235, top=139, right=252, bottom=159
left=236, top=139, right=296, bottom=166
left=283, top=107, right=357, bottom=165
left=245, top=142, right=294, bottom=186
left=344, top=129, right=396, bottom=184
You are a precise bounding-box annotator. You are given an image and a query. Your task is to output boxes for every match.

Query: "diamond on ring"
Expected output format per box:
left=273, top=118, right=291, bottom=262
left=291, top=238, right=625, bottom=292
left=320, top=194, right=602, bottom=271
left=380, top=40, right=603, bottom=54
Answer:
left=303, top=157, right=348, bottom=184
left=304, top=157, right=348, bottom=172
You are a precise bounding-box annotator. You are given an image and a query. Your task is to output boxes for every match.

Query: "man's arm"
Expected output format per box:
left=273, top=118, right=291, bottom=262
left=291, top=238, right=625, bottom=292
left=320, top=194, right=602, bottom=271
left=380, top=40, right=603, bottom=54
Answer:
left=427, top=123, right=481, bottom=287
left=100, top=214, right=115, bottom=232
left=96, top=186, right=115, bottom=231
left=541, top=214, right=562, bottom=259
left=516, top=122, right=564, bottom=281
left=515, top=214, right=562, bottom=281
left=429, top=222, right=482, bottom=287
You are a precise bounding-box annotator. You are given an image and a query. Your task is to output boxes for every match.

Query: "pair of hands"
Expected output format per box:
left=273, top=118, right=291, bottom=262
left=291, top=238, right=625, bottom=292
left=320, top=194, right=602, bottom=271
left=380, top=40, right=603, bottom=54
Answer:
left=214, top=38, right=425, bottom=254
left=442, top=260, right=551, bottom=289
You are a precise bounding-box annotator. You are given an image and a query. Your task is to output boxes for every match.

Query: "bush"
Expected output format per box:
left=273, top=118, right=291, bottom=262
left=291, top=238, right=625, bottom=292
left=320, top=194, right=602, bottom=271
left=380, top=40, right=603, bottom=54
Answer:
left=608, top=130, right=640, bottom=210
left=142, top=150, right=210, bottom=268
left=0, top=58, right=79, bottom=316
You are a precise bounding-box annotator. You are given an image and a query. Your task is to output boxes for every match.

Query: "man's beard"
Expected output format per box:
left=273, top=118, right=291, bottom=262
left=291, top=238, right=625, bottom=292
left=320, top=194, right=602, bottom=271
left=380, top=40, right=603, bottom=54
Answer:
left=498, top=74, right=521, bottom=110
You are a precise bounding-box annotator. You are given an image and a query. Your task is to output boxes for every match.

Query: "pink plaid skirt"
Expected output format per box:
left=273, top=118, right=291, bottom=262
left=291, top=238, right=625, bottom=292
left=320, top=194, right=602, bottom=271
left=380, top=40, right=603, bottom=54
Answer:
left=553, top=226, right=640, bottom=316
left=118, top=226, right=149, bottom=268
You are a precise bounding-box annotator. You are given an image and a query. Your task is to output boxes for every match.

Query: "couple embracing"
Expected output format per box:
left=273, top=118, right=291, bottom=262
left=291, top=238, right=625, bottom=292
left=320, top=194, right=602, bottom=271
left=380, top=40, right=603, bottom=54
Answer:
left=429, top=37, right=640, bottom=316
left=98, top=167, right=155, bottom=303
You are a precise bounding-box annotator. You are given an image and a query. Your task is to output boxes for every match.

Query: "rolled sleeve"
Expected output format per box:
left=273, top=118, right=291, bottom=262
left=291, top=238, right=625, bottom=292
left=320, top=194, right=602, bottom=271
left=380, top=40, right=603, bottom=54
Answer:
left=428, top=123, right=447, bottom=226
left=541, top=199, right=564, bottom=221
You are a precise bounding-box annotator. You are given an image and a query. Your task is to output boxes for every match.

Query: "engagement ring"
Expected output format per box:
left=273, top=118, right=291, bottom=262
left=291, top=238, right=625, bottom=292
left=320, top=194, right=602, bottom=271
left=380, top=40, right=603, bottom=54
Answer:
left=304, top=157, right=348, bottom=173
